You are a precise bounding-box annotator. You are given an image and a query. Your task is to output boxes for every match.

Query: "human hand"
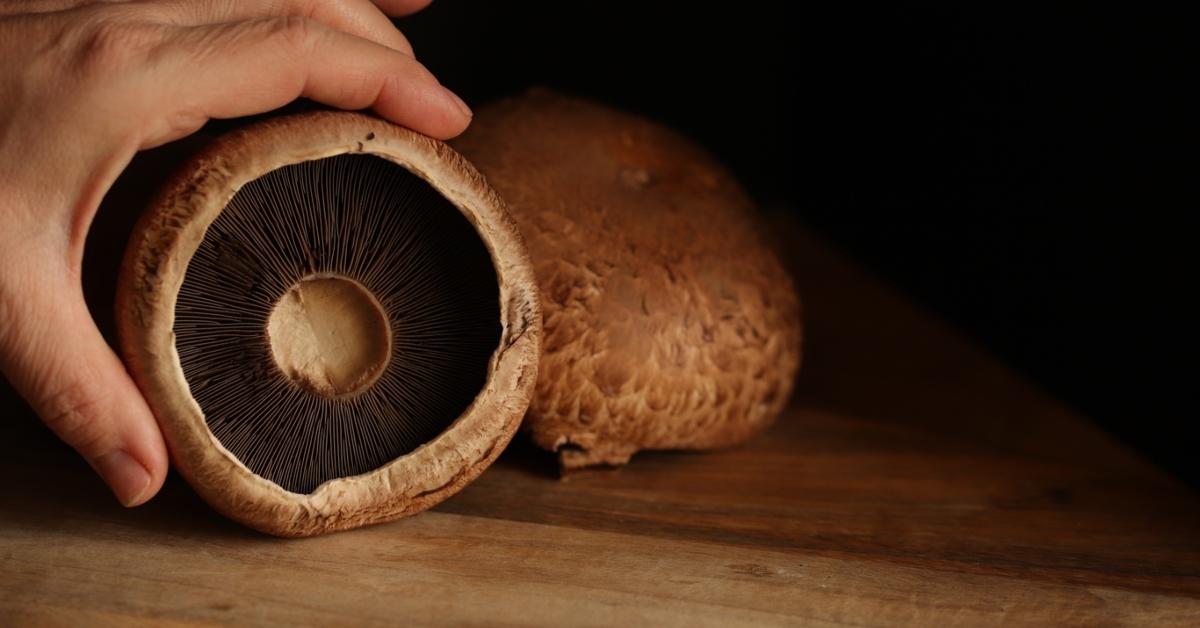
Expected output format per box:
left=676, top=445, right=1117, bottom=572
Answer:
left=0, top=0, right=468, bottom=507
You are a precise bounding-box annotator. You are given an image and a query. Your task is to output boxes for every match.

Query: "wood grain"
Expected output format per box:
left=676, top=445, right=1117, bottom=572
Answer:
left=2, top=213, right=1198, bottom=626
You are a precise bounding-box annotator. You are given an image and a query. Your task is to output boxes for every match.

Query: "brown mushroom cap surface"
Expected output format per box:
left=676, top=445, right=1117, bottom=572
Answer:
left=117, top=112, right=541, bottom=536
left=452, top=91, right=802, bottom=469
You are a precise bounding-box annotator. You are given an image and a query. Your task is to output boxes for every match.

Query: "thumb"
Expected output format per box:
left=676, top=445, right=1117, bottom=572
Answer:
left=0, top=275, right=168, bottom=507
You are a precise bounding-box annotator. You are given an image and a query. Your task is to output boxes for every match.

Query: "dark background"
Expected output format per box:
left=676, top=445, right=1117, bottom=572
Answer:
left=400, top=3, right=1193, bottom=484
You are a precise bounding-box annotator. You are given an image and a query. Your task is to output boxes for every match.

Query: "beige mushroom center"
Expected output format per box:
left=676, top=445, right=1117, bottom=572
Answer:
left=266, top=275, right=392, bottom=398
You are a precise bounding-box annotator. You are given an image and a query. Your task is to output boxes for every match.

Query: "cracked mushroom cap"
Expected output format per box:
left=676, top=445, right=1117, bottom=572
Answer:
left=117, top=112, right=541, bottom=536
left=452, top=91, right=802, bottom=470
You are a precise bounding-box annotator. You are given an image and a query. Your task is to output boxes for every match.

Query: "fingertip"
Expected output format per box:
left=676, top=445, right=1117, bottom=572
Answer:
left=3, top=282, right=170, bottom=509
left=373, top=81, right=472, bottom=139
left=92, top=449, right=154, bottom=507
left=123, top=409, right=171, bottom=507
left=424, top=86, right=473, bottom=139
left=84, top=360, right=170, bottom=508
left=441, top=86, right=473, bottom=120
left=373, top=0, right=435, bottom=17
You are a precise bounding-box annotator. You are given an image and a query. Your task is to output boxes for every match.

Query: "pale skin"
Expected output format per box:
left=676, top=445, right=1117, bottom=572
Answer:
left=0, top=0, right=471, bottom=507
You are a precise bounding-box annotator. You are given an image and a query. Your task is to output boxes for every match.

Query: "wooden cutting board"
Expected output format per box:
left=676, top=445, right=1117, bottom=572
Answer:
left=1, top=214, right=1197, bottom=627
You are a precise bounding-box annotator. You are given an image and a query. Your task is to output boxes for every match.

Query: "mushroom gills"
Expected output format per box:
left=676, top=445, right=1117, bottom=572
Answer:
left=174, top=153, right=501, bottom=494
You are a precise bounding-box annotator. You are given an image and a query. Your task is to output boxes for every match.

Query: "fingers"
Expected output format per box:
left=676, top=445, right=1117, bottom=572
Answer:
left=151, top=0, right=415, bottom=56
left=140, top=17, right=470, bottom=147
left=0, top=269, right=169, bottom=508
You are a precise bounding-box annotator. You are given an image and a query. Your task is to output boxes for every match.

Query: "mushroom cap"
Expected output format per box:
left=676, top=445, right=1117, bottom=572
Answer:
left=452, top=90, right=802, bottom=469
left=116, top=112, right=541, bottom=536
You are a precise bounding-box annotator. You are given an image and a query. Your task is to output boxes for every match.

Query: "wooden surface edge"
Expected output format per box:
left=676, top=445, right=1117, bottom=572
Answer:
left=2, top=510, right=1197, bottom=628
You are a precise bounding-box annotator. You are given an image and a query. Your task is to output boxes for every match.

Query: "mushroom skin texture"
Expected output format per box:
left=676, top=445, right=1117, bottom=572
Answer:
left=116, top=112, right=541, bottom=536
left=452, top=90, right=802, bottom=470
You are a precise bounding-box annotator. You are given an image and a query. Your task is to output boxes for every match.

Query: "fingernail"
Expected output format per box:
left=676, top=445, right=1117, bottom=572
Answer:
left=93, top=450, right=152, bottom=507
left=442, top=86, right=472, bottom=118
